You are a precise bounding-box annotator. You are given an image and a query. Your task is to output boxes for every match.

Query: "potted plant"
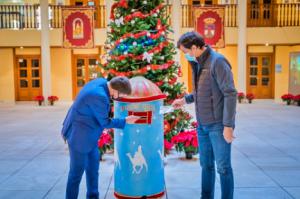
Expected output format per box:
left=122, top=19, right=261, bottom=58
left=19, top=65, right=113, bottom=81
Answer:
left=237, top=92, right=245, bottom=103
left=98, top=129, right=113, bottom=161
left=171, top=129, right=198, bottom=159
left=281, top=94, right=294, bottom=105
left=293, top=94, right=300, bottom=106
left=34, top=95, right=44, bottom=106
left=48, top=95, right=59, bottom=106
left=246, top=93, right=255, bottom=104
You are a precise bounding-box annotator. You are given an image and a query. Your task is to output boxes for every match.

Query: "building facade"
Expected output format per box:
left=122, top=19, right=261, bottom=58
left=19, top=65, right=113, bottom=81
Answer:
left=0, top=0, right=300, bottom=103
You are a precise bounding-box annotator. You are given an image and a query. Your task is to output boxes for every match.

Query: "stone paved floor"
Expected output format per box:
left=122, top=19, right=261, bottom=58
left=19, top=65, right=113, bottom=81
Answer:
left=0, top=100, right=300, bottom=199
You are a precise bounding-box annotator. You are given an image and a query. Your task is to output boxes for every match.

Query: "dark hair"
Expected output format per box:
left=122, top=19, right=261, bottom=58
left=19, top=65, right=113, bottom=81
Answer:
left=110, top=76, right=132, bottom=95
left=177, top=31, right=205, bottom=49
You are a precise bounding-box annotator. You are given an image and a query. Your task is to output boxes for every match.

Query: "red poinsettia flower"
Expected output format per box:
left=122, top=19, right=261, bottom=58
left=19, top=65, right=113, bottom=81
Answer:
left=191, top=136, right=199, bottom=148
left=155, top=81, right=164, bottom=87
left=246, top=93, right=255, bottom=100
left=237, top=92, right=245, bottom=99
left=98, top=131, right=112, bottom=148
left=191, top=121, right=198, bottom=128
left=164, top=140, right=174, bottom=151
left=34, top=95, right=44, bottom=102
left=48, top=96, right=59, bottom=102
left=293, top=94, right=300, bottom=102
left=281, top=94, right=294, bottom=101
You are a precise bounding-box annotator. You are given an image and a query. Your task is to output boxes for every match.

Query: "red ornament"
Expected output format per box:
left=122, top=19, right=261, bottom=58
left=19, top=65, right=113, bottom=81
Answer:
left=155, top=81, right=164, bottom=87
left=164, top=120, right=171, bottom=134
left=178, top=67, right=183, bottom=77
left=168, top=77, right=177, bottom=85
left=156, top=19, right=162, bottom=30
left=119, top=0, right=128, bottom=8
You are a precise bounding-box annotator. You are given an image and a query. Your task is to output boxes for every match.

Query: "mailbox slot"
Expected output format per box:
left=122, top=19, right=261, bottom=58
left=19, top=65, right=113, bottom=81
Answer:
left=128, top=111, right=152, bottom=124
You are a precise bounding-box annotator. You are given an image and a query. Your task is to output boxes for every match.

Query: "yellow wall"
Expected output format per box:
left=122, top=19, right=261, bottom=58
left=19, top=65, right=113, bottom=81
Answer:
left=248, top=46, right=274, bottom=53
left=0, top=49, right=15, bottom=102
left=247, top=27, right=300, bottom=44
left=73, top=48, right=99, bottom=54
left=274, top=45, right=300, bottom=101
left=15, top=47, right=40, bottom=55
left=50, top=48, right=73, bottom=101
left=217, top=45, right=238, bottom=87
left=180, top=51, right=192, bottom=93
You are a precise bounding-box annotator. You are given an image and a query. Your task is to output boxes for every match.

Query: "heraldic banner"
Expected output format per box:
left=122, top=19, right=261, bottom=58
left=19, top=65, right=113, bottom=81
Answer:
left=62, top=7, right=94, bottom=48
left=194, top=7, right=225, bottom=48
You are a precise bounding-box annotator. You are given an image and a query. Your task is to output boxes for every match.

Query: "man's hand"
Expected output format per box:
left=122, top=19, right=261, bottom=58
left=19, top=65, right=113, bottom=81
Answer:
left=126, top=115, right=140, bottom=124
left=172, top=98, right=186, bottom=109
left=223, top=127, right=235, bottom=143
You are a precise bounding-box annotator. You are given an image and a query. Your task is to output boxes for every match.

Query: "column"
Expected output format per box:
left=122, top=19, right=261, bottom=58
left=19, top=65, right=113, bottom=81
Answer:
left=40, top=0, right=51, bottom=97
left=105, top=0, right=113, bottom=30
left=171, top=0, right=181, bottom=63
left=237, top=0, right=247, bottom=92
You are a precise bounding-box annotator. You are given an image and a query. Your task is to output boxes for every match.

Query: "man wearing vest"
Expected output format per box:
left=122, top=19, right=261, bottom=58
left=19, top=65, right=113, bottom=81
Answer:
left=173, top=31, right=237, bottom=199
left=61, top=76, right=140, bottom=199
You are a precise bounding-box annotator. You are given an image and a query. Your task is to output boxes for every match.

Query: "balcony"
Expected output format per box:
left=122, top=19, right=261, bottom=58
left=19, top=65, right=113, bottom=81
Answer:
left=0, top=4, right=171, bottom=30
left=182, top=3, right=300, bottom=28
left=0, top=4, right=106, bottom=29
left=0, top=3, right=300, bottom=30
left=181, top=4, right=238, bottom=28
left=248, top=3, right=300, bottom=27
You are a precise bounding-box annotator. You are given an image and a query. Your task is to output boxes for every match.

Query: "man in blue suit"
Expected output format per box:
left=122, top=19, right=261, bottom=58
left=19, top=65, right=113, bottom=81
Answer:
left=61, top=76, right=139, bottom=199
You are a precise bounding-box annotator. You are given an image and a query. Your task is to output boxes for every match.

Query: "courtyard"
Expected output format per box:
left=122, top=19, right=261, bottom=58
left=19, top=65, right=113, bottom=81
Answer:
left=0, top=101, right=299, bottom=199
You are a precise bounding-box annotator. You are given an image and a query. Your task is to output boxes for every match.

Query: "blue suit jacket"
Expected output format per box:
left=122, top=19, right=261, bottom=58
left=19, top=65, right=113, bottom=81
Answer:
left=61, top=78, right=126, bottom=153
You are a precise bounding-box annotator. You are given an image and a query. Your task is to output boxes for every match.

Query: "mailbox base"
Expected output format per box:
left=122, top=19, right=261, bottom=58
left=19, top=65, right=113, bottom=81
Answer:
left=114, top=191, right=165, bottom=199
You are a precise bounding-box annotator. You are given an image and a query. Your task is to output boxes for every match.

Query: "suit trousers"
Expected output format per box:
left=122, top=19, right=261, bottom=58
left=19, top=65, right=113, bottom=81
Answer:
left=66, top=145, right=100, bottom=199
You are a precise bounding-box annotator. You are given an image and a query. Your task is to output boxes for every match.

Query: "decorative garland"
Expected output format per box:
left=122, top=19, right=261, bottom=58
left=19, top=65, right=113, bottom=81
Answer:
left=114, top=21, right=166, bottom=46
left=104, top=60, right=175, bottom=77
left=111, top=41, right=169, bottom=61
left=124, top=4, right=164, bottom=22
left=110, top=1, right=163, bottom=21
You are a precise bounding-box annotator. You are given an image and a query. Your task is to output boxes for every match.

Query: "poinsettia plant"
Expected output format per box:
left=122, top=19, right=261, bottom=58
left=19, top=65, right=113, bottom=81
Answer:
left=34, top=95, right=44, bottom=106
left=281, top=94, right=294, bottom=105
left=98, top=129, right=114, bottom=156
left=171, top=129, right=199, bottom=154
left=237, top=92, right=245, bottom=103
left=246, top=93, right=255, bottom=103
left=48, top=95, right=59, bottom=105
left=163, top=110, right=193, bottom=154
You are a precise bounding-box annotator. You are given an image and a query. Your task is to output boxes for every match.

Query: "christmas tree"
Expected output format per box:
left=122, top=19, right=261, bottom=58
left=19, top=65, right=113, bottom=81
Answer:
left=99, top=0, right=194, bottom=154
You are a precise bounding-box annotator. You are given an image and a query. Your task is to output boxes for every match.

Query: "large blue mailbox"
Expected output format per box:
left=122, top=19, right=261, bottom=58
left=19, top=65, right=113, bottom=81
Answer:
left=114, top=76, right=166, bottom=199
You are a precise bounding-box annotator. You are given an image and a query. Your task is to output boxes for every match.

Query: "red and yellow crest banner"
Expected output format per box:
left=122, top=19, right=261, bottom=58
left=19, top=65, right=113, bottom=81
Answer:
left=62, top=7, right=94, bottom=48
left=194, top=7, right=225, bottom=48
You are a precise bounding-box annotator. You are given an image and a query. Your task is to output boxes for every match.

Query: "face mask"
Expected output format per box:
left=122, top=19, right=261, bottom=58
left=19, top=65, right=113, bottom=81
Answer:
left=185, top=53, right=196, bottom=62
left=111, top=91, right=121, bottom=101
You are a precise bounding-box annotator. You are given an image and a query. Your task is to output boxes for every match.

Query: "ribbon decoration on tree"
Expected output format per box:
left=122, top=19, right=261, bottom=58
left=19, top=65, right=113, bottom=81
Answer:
left=106, top=60, right=175, bottom=77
